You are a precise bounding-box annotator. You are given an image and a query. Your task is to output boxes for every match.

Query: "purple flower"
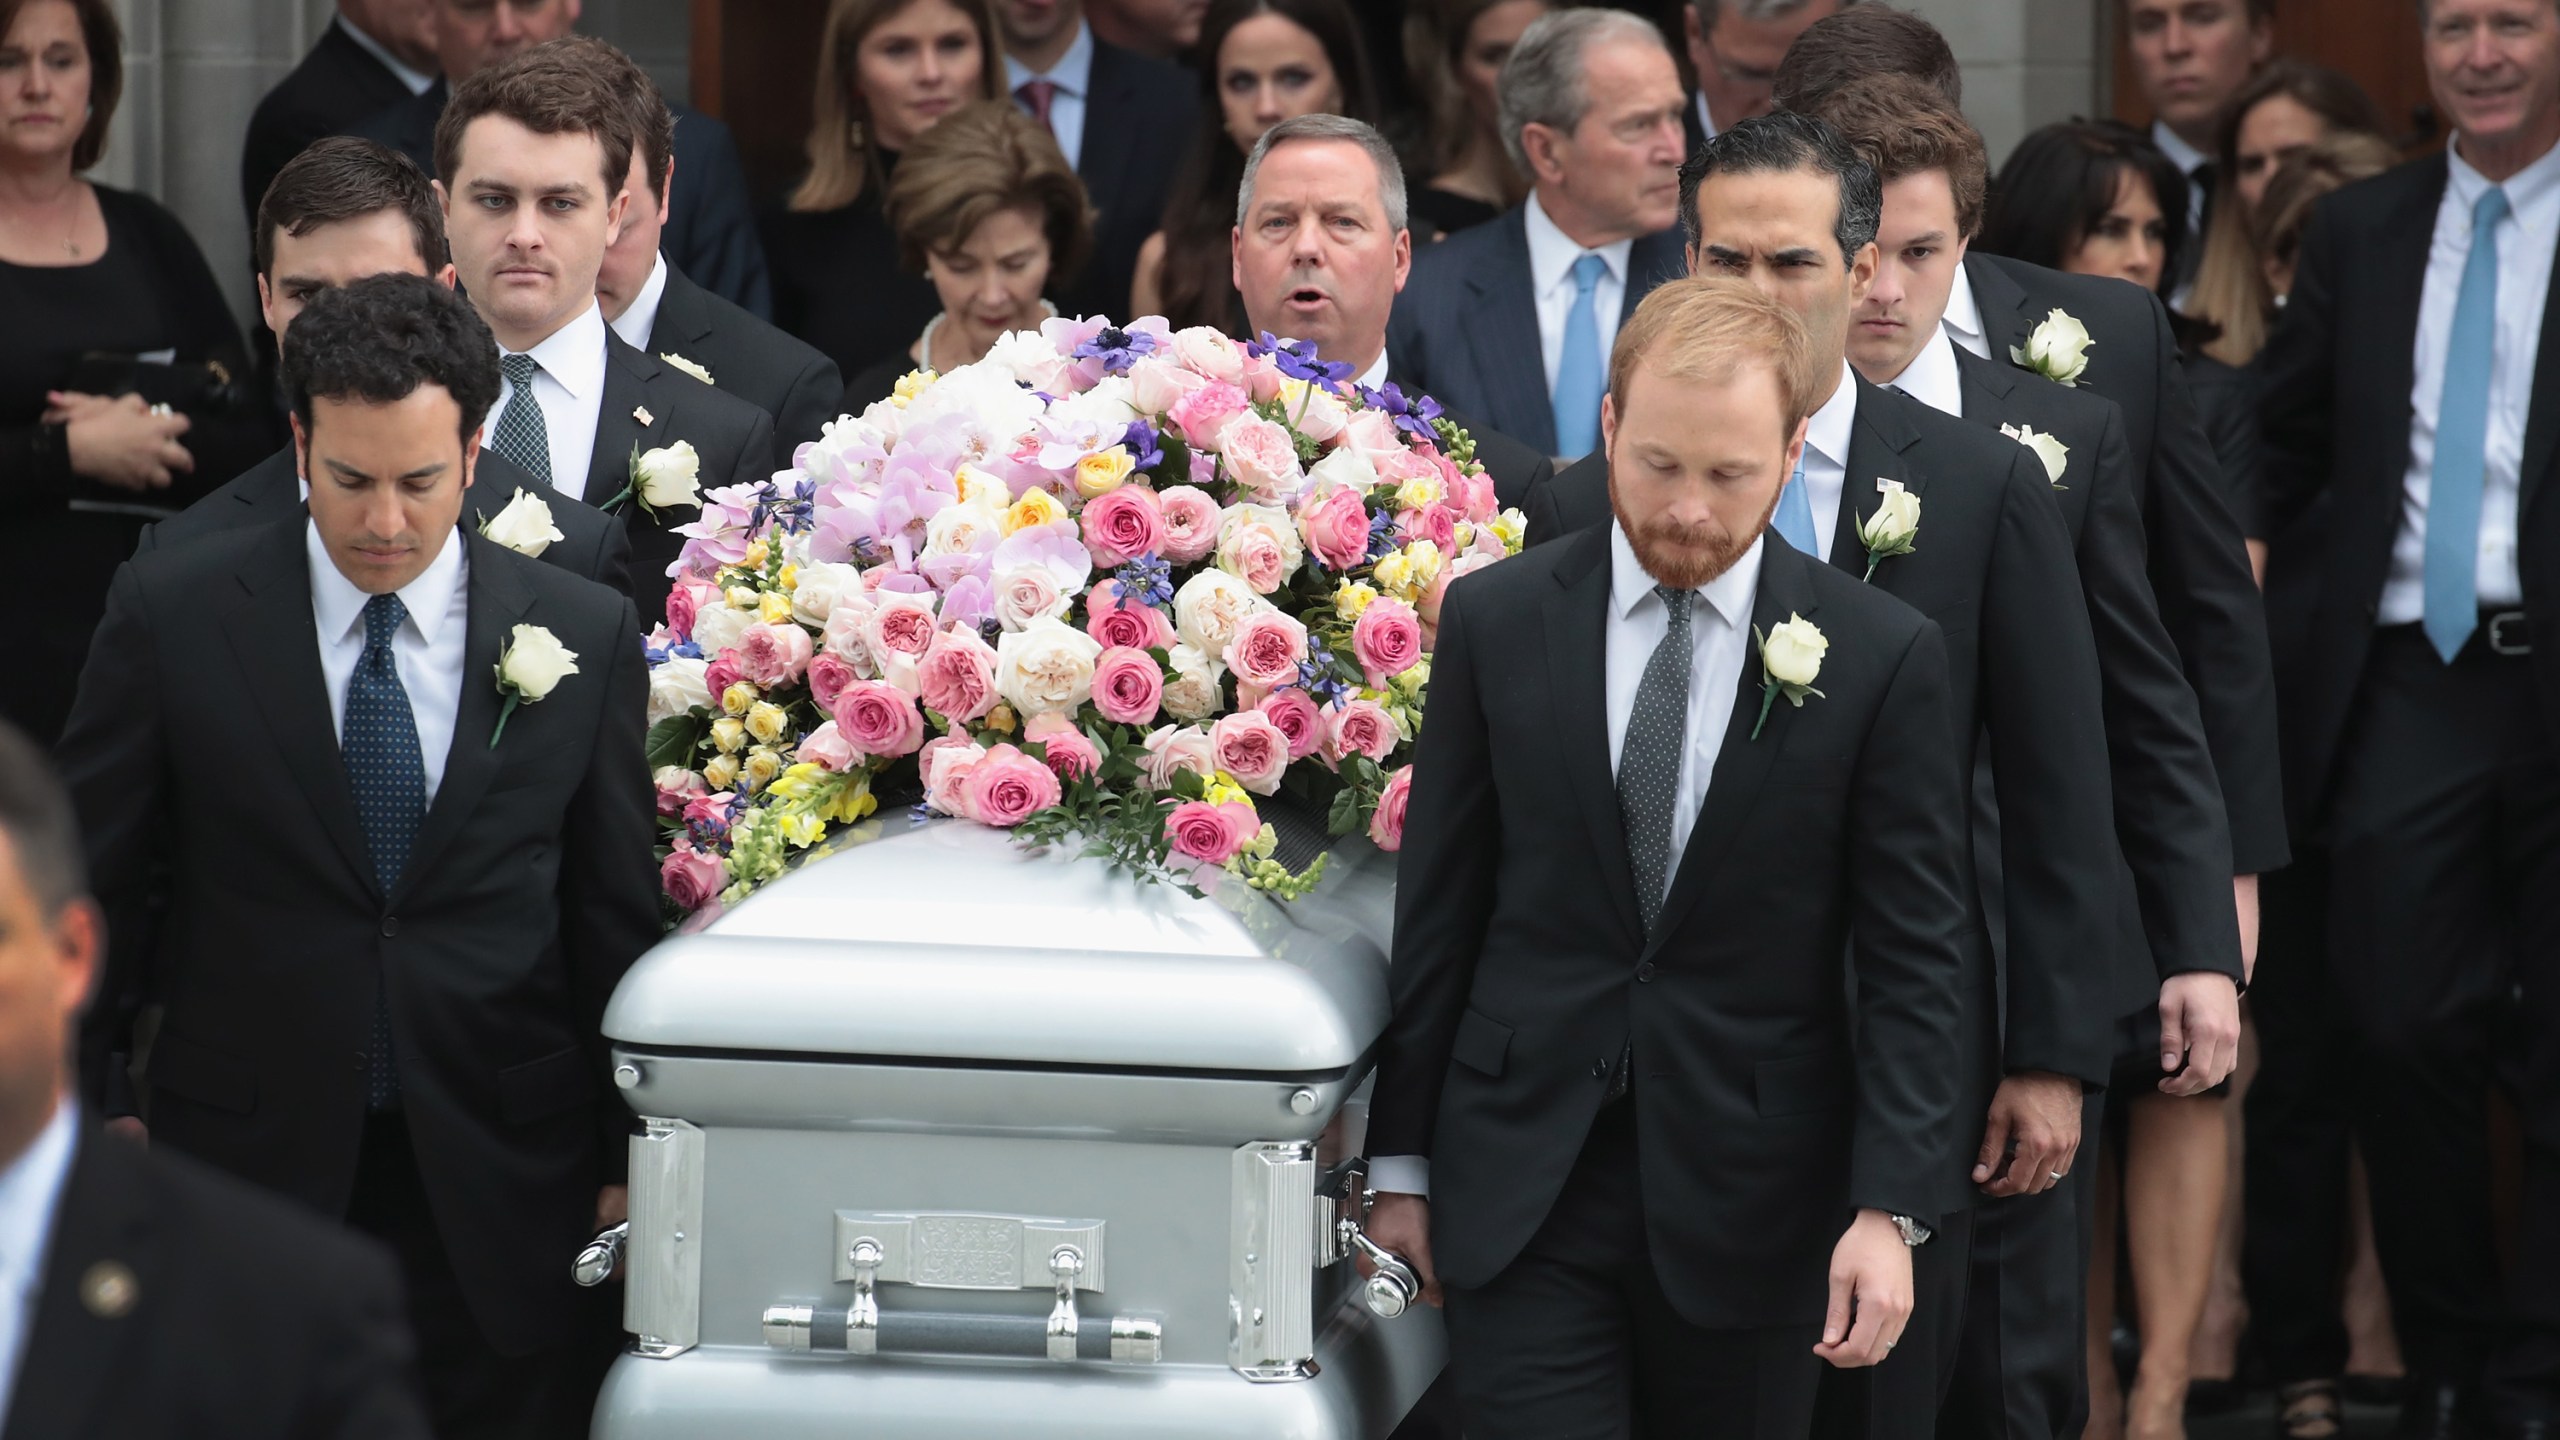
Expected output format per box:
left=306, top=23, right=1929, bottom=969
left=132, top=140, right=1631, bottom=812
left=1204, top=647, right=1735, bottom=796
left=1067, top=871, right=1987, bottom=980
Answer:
left=1251, top=331, right=1354, bottom=386
left=1111, top=552, right=1175, bottom=611
left=992, top=518, right=1095, bottom=591
left=1072, top=324, right=1161, bottom=376
left=1297, top=636, right=1353, bottom=707
left=938, top=573, right=997, bottom=632
left=1355, top=380, right=1444, bottom=442
left=1120, top=419, right=1165, bottom=472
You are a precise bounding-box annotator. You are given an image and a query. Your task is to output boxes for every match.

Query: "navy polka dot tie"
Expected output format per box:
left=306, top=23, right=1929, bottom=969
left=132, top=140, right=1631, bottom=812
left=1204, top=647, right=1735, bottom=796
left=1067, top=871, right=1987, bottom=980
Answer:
left=343, top=592, right=424, bottom=1111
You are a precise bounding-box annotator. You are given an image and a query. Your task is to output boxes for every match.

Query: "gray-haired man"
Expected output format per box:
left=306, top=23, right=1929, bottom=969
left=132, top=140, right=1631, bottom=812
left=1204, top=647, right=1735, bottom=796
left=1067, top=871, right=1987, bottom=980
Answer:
left=1682, top=0, right=1853, bottom=150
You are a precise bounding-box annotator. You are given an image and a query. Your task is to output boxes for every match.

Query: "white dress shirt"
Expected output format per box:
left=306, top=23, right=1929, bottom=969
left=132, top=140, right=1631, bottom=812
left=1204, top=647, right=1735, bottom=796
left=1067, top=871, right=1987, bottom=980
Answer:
left=0, top=1100, right=77, bottom=1424
left=2378, top=138, right=2560, bottom=623
left=308, top=519, right=471, bottom=802
left=1356, top=351, right=1390, bottom=392
left=1693, top=91, right=1720, bottom=144
left=335, top=13, right=436, bottom=95
left=1878, top=325, right=1966, bottom=420
left=482, top=301, right=609, bottom=501
left=1797, top=362, right=1860, bottom=560
left=1945, top=262, right=1992, bottom=360
left=1523, top=191, right=1635, bottom=397
left=1368, top=525, right=1766, bottom=1200
left=1005, top=22, right=1096, bottom=173
left=609, top=252, right=672, bottom=354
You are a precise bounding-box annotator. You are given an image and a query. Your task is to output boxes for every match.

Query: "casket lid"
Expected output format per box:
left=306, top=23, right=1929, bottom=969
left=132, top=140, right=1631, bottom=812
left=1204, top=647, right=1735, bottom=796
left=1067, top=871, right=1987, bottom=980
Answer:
left=605, top=819, right=1394, bottom=1075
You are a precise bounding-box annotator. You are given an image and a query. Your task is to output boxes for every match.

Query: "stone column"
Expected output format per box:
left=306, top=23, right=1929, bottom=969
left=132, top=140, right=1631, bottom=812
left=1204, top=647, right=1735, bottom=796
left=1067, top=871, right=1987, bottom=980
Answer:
left=1901, top=0, right=2101, bottom=164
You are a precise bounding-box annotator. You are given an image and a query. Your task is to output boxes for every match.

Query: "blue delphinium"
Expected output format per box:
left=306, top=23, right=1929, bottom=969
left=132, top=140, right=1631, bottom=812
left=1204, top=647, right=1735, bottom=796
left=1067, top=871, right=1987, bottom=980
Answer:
left=1297, top=636, right=1353, bottom=707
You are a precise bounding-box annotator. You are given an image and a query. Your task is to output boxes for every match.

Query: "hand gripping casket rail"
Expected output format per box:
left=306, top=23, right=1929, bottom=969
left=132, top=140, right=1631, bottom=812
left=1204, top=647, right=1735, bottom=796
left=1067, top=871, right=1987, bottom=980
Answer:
left=588, top=817, right=1443, bottom=1438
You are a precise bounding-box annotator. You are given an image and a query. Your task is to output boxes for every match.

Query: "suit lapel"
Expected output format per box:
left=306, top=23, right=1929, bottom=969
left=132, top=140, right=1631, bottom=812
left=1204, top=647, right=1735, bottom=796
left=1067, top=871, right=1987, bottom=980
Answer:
left=2372, top=158, right=2445, bottom=485
left=1626, top=230, right=1687, bottom=312
left=1954, top=341, right=2021, bottom=422
left=2, top=1132, right=151, bottom=1440
left=588, top=336, right=670, bottom=506
left=1830, top=379, right=1926, bottom=580
left=394, top=535, right=534, bottom=905
left=216, top=523, right=378, bottom=897
left=652, top=269, right=717, bottom=356
left=1645, top=537, right=1817, bottom=953
left=1465, top=213, right=1559, bottom=455
left=1966, top=255, right=2037, bottom=371
left=1541, top=527, right=1645, bottom=944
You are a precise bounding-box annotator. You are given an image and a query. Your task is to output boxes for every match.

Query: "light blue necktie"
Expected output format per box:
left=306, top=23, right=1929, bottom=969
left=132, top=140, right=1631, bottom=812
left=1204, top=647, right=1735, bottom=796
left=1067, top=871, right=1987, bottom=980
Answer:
left=2422, top=184, right=2509, bottom=663
left=1553, top=253, right=1608, bottom=457
left=1773, top=453, right=1818, bottom=555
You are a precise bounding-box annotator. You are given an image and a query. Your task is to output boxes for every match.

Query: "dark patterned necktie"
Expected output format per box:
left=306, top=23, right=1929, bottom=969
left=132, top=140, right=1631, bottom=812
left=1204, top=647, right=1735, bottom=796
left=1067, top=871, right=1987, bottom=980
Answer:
left=343, top=592, right=424, bottom=1111
left=490, top=352, right=554, bottom=488
left=1618, top=584, right=1695, bottom=933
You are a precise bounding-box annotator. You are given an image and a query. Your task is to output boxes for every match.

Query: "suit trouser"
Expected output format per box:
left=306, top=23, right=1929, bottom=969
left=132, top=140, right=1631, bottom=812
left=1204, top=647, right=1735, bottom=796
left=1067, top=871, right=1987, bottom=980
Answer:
left=1808, top=1207, right=1974, bottom=1440
left=2323, top=625, right=2560, bottom=1421
left=1442, top=1097, right=1826, bottom=1440
left=346, top=1113, right=614, bottom=1440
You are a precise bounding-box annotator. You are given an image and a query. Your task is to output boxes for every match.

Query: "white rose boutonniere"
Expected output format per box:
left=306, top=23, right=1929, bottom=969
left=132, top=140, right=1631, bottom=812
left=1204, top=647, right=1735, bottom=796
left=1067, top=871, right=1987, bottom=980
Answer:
left=491, top=623, right=580, bottom=748
left=1751, top=614, right=1828, bottom=740
left=659, top=352, right=714, bottom=385
left=1857, top=478, right=1921, bottom=581
left=2010, top=308, right=2093, bottom=386
left=602, top=439, right=702, bottom=518
left=2000, top=422, right=2073, bottom=489
left=477, top=488, right=563, bottom=557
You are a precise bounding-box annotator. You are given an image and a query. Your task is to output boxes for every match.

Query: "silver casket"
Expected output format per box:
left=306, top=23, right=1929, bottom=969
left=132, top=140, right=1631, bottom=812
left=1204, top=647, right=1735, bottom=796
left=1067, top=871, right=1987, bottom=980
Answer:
left=590, top=816, right=1444, bottom=1438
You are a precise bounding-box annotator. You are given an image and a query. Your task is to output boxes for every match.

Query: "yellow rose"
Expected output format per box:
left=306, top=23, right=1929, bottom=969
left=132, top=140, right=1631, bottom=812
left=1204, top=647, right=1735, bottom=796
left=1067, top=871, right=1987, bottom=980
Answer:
left=984, top=702, right=1019, bottom=734
left=954, top=463, right=1010, bottom=511
left=719, top=682, right=757, bottom=717
left=709, top=716, right=748, bottom=753
left=1393, top=474, right=1442, bottom=510
left=757, top=591, right=795, bottom=625
left=1003, top=487, right=1068, bottom=535
left=1403, top=540, right=1444, bottom=590
left=1075, top=446, right=1136, bottom=498
left=742, top=748, right=783, bottom=791
left=1333, top=579, right=1378, bottom=620
left=701, top=752, right=742, bottom=789
left=745, top=701, right=790, bottom=745
left=1373, top=552, right=1411, bottom=594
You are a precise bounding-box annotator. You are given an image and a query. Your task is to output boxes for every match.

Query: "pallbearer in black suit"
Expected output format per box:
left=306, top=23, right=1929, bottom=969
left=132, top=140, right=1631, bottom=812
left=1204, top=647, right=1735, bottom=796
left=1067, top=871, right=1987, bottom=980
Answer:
left=2258, top=3, right=2560, bottom=1430
left=583, top=39, right=843, bottom=473
left=433, top=40, right=776, bottom=626
left=1813, top=77, right=2251, bottom=1440
left=56, top=276, right=661, bottom=1440
left=241, top=1, right=440, bottom=230
left=150, top=139, right=629, bottom=592
left=1363, top=275, right=1976, bottom=1440
left=0, top=719, right=431, bottom=1440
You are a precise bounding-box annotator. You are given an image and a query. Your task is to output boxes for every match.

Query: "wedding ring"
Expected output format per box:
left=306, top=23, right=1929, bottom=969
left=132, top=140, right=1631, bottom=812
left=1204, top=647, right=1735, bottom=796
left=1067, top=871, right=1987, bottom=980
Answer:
left=147, top=402, right=173, bottom=417
left=2049, top=1171, right=2066, bottom=1182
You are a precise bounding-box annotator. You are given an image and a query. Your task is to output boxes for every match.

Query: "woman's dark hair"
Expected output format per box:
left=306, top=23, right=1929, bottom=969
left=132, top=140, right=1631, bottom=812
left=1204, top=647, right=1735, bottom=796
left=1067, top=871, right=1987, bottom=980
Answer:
left=1978, top=119, right=2190, bottom=298
left=282, top=274, right=501, bottom=443
left=1153, top=0, right=1376, bottom=332
left=0, top=0, right=123, bottom=172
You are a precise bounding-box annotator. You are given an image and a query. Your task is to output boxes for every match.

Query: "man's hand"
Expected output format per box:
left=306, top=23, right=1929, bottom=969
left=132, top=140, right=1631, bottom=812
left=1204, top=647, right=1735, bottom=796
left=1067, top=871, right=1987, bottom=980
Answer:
left=1359, top=1191, right=1442, bottom=1309
left=2157, top=972, right=2241, bottom=1095
left=1814, top=1209, right=1912, bottom=1368
left=1971, top=1071, right=2082, bottom=1197
left=105, top=1116, right=147, bottom=1146
left=596, top=1185, right=629, bottom=1232
left=2233, top=873, right=2260, bottom=986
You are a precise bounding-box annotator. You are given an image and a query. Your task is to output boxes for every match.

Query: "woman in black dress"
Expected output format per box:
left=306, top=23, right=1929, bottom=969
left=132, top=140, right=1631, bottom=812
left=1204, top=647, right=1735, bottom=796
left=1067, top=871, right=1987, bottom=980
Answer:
left=0, top=0, right=262, bottom=743
left=761, top=0, right=1006, bottom=379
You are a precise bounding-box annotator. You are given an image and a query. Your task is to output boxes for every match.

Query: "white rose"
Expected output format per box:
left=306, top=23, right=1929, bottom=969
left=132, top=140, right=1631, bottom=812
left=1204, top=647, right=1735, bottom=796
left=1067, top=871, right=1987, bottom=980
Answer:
left=952, top=463, right=1013, bottom=513
left=659, top=352, right=714, bottom=385
left=1051, top=376, right=1138, bottom=433
left=1761, top=613, right=1829, bottom=689
left=498, top=623, right=581, bottom=701
left=923, top=499, right=1002, bottom=558
left=1289, top=380, right=1349, bottom=443
left=478, top=488, right=562, bottom=557
left=820, top=595, right=879, bottom=674
left=1127, top=355, right=1204, bottom=416
left=1169, top=326, right=1247, bottom=384
left=2000, top=422, right=2072, bottom=486
left=1141, top=724, right=1218, bottom=789
left=1214, top=501, right=1305, bottom=588
left=992, top=563, right=1072, bottom=631
left=1160, top=643, right=1222, bottom=721
left=1858, top=477, right=1922, bottom=553
left=993, top=615, right=1103, bottom=717
left=1307, top=444, right=1379, bottom=495
left=983, top=328, right=1074, bottom=393
left=1172, top=567, right=1273, bottom=656
left=646, top=655, right=712, bottom=724
left=790, top=561, right=866, bottom=626
left=689, top=601, right=756, bottom=659
left=635, top=440, right=703, bottom=511
left=2011, top=309, right=2093, bottom=386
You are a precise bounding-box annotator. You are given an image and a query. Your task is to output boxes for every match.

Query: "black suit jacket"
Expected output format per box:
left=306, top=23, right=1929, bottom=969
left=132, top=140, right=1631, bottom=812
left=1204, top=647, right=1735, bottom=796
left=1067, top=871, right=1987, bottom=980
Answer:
left=1524, top=381, right=2121, bottom=1132
left=1953, top=345, right=2246, bottom=1018
left=1061, top=39, right=1198, bottom=321
left=1449, top=410, right=1551, bottom=513
left=1964, top=255, right=2287, bottom=874
left=1370, top=526, right=1973, bottom=1325
left=58, top=523, right=660, bottom=1357
left=241, top=22, right=419, bottom=226
left=2253, top=154, right=2560, bottom=824
left=640, top=263, right=841, bottom=471
left=1, top=1126, right=429, bottom=1440
left=589, top=331, right=777, bottom=626
left=352, top=86, right=773, bottom=319
left=136, top=444, right=631, bottom=594
left=1386, top=208, right=1689, bottom=456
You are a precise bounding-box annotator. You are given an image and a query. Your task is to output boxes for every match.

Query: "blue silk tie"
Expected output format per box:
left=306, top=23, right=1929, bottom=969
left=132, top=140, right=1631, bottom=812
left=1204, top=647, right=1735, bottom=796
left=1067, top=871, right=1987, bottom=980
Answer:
left=342, top=592, right=424, bottom=1110
left=1553, top=253, right=1608, bottom=458
left=2422, top=184, right=2509, bottom=663
left=1773, top=453, right=1818, bottom=556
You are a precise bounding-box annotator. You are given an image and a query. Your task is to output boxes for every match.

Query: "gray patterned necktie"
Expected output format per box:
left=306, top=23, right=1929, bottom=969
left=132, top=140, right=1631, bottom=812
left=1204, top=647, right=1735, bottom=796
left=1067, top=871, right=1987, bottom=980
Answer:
left=490, top=352, right=554, bottom=487
left=1618, top=584, right=1695, bottom=934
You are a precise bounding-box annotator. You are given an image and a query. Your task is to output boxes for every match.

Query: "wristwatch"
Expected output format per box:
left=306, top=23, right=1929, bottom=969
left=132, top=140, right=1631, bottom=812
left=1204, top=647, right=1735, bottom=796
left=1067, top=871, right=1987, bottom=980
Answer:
left=1889, top=1214, right=1932, bottom=1247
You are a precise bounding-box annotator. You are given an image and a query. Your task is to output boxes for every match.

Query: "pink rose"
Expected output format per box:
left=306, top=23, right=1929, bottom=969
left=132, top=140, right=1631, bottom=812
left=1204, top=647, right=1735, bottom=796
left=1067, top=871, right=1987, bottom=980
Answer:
left=923, top=740, right=986, bottom=816
left=1086, top=589, right=1177, bottom=651
left=1325, top=698, right=1400, bottom=766
left=962, top=743, right=1063, bottom=828
left=917, top=628, right=1000, bottom=722
left=863, top=594, right=938, bottom=663
left=1297, top=482, right=1373, bottom=573
left=738, top=622, right=815, bottom=690
left=1080, top=484, right=1165, bottom=567
left=1396, top=502, right=1457, bottom=554
left=1223, top=609, right=1309, bottom=692
left=664, top=580, right=703, bottom=640
left=661, top=843, right=726, bottom=911
left=1165, top=799, right=1260, bottom=865
left=992, top=565, right=1070, bottom=632
left=1129, top=355, right=1208, bottom=416
left=1219, top=523, right=1292, bottom=594
left=1351, top=596, right=1424, bottom=687
left=832, top=679, right=926, bottom=758
left=1170, top=326, right=1247, bottom=384
left=1024, top=712, right=1101, bottom=781
left=1154, top=485, right=1222, bottom=564
left=796, top=719, right=859, bottom=772
left=1091, top=645, right=1166, bottom=726
left=653, top=765, right=708, bottom=817
left=1422, top=552, right=1498, bottom=628
left=1239, top=350, right=1285, bottom=405
left=1338, top=407, right=1403, bottom=462
left=1447, top=463, right=1498, bottom=524
left=681, top=791, right=735, bottom=835
left=808, top=652, right=857, bottom=710
left=1217, top=415, right=1304, bottom=498
left=703, top=649, right=746, bottom=702
left=1169, top=380, right=1250, bottom=451
left=820, top=594, right=878, bottom=669
left=1257, top=688, right=1325, bottom=761
left=1141, top=724, right=1218, bottom=789
left=1210, top=709, right=1291, bottom=794
left=1368, top=765, right=1413, bottom=851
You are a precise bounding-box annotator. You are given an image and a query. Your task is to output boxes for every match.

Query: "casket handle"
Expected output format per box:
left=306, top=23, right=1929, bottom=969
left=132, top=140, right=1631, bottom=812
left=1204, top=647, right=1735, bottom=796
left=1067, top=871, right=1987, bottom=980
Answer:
left=572, top=1221, right=628, bottom=1287
left=1340, top=1222, right=1420, bottom=1320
